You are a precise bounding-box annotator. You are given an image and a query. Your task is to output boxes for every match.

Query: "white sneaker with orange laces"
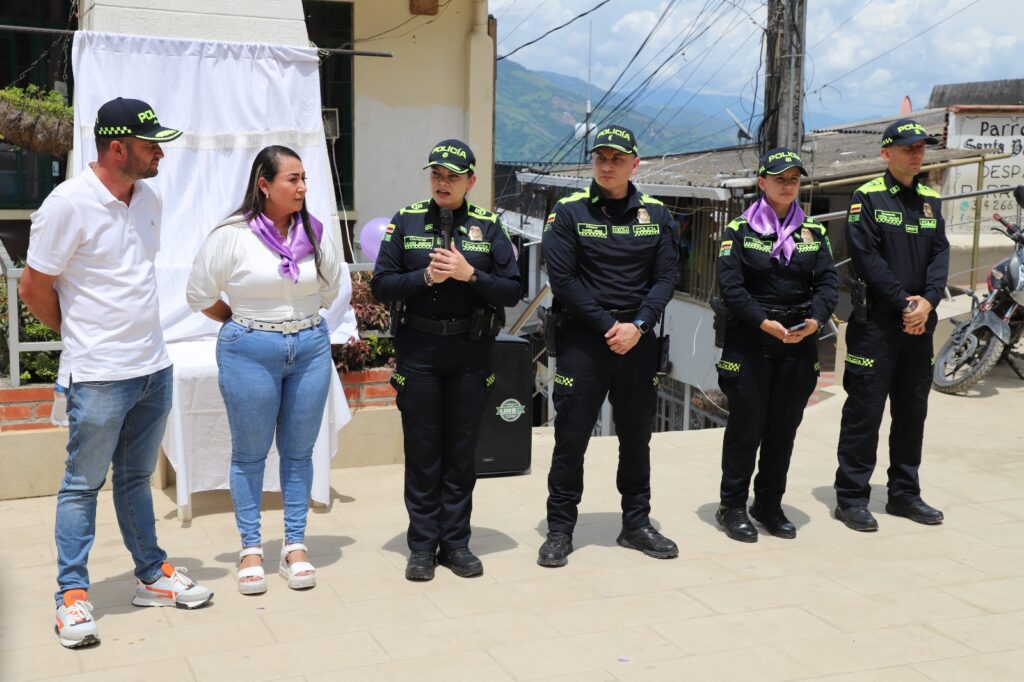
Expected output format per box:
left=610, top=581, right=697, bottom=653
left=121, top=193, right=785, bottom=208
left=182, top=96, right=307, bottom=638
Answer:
left=131, top=562, right=213, bottom=609
left=55, top=589, right=98, bottom=648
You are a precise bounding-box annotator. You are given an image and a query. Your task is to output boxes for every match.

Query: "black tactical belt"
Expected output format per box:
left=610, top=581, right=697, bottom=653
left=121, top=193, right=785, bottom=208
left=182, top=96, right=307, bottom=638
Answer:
left=402, top=312, right=472, bottom=335
left=608, top=308, right=641, bottom=322
left=761, top=302, right=812, bottom=327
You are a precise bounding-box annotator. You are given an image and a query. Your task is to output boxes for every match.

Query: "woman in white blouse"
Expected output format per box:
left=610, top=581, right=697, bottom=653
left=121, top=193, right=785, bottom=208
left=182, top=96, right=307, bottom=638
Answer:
left=187, top=145, right=341, bottom=594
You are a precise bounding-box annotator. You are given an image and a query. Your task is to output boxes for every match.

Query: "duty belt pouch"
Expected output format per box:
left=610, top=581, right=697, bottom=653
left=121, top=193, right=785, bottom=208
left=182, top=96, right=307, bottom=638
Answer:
left=468, top=306, right=503, bottom=341
left=541, top=303, right=566, bottom=356
left=388, top=300, right=405, bottom=336
left=710, top=296, right=730, bottom=349
left=656, top=316, right=672, bottom=377
left=844, top=275, right=870, bottom=323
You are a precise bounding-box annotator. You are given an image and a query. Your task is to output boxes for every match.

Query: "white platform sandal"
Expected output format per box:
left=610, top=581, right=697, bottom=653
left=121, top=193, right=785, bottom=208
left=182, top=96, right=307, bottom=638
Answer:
left=237, top=546, right=267, bottom=595
left=279, top=543, right=316, bottom=590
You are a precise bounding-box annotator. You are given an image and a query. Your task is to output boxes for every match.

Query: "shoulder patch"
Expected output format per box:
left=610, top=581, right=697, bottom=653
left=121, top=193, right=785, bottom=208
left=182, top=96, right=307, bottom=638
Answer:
left=556, top=189, right=590, bottom=206
left=916, top=184, right=941, bottom=198
left=725, top=217, right=747, bottom=232
left=399, top=200, right=430, bottom=215
left=466, top=202, right=498, bottom=222
left=803, top=220, right=826, bottom=234
left=856, top=176, right=887, bottom=194
left=640, top=194, right=665, bottom=206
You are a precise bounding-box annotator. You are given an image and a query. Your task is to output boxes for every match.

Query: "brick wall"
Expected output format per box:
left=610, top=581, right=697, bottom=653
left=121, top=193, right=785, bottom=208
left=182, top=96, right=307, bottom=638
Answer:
left=341, top=368, right=397, bottom=409
left=0, top=385, right=59, bottom=432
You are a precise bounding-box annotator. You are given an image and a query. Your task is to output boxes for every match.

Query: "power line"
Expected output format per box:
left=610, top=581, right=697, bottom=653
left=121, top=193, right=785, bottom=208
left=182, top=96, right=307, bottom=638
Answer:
left=497, top=0, right=545, bottom=49
left=498, top=0, right=614, bottom=62
left=808, top=0, right=878, bottom=50
left=352, top=0, right=453, bottom=44
left=808, top=0, right=983, bottom=97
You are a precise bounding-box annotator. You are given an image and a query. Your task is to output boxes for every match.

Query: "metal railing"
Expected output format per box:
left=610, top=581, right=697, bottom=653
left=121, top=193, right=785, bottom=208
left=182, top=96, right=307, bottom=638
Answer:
left=1, top=239, right=61, bottom=387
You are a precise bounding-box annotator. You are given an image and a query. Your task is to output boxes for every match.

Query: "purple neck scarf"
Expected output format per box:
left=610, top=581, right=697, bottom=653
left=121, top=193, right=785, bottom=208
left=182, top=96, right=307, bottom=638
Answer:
left=741, top=197, right=805, bottom=265
left=247, top=211, right=323, bottom=282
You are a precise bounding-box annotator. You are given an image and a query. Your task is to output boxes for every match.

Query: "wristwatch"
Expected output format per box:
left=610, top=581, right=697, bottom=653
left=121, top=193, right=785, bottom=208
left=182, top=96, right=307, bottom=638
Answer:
left=633, top=318, right=650, bottom=334
left=423, top=269, right=434, bottom=287
left=469, top=269, right=478, bottom=284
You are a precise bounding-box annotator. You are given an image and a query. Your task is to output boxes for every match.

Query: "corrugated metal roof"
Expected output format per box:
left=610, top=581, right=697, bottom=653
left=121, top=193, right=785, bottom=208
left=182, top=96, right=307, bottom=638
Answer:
left=519, top=108, right=982, bottom=192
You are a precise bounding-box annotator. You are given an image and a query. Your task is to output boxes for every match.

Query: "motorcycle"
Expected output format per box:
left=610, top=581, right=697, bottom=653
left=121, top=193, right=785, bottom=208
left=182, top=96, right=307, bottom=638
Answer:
left=933, top=185, right=1024, bottom=393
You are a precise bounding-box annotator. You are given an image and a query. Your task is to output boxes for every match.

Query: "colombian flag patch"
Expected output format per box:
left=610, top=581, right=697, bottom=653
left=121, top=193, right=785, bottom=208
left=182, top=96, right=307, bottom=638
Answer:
left=850, top=203, right=862, bottom=214
left=719, top=239, right=733, bottom=256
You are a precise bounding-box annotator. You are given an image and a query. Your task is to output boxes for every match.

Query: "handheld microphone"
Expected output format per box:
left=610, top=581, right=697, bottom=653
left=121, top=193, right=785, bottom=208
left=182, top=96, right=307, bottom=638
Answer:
left=439, top=207, right=453, bottom=249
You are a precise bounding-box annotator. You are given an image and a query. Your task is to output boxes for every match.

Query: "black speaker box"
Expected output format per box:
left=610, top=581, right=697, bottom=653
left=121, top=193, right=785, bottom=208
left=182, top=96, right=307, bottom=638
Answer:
left=475, top=334, right=532, bottom=475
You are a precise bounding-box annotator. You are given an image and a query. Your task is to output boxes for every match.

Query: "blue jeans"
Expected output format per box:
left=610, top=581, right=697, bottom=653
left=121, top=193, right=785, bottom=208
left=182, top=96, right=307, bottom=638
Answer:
left=54, top=366, right=173, bottom=606
left=216, top=319, right=332, bottom=548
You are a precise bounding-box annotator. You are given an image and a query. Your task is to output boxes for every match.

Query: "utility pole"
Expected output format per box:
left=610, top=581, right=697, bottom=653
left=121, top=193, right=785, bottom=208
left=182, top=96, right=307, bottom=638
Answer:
left=762, top=0, right=806, bottom=153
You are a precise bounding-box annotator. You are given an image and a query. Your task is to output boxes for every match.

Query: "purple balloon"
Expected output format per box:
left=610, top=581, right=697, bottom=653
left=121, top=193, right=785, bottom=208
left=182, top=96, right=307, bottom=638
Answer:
left=358, top=216, right=391, bottom=262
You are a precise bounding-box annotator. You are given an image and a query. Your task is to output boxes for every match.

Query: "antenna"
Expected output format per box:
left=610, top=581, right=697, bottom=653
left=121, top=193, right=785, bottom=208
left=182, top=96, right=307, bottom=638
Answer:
left=726, top=107, right=753, bottom=142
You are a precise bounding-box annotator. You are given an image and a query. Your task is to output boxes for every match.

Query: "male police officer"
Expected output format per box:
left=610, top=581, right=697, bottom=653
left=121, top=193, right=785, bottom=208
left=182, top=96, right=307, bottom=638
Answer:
left=538, top=125, right=679, bottom=566
left=834, top=119, right=949, bottom=531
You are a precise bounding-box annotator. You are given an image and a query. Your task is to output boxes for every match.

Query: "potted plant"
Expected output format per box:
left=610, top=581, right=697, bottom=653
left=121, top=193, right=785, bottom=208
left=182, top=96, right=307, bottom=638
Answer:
left=333, top=272, right=396, bottom=407
left=0, top=85, right=73, bottom=156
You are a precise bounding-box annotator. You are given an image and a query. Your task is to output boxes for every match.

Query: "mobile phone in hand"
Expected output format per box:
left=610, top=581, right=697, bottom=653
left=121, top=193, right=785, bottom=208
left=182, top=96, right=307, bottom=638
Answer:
left=787, top=321, right=807, bottom=333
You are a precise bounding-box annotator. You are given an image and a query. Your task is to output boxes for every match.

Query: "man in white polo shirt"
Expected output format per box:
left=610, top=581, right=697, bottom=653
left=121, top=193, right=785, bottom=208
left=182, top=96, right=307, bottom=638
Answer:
left=20, top=97, right=213, bottom=649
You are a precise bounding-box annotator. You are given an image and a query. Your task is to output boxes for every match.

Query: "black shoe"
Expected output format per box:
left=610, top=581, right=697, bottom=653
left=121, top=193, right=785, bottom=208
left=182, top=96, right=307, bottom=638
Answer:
left=886, top=499, right=944, bottom=525
left=405, top=550, right=436, bottom=581
left=537, top=532, right=573, bottom=567
left=437, top=547, right=484, bottom=577
left=715, top=505, right=758, bottom=543
left=616, top=525, right=679, bottom=559
left=749, top=504, right=797, bottom=539
left=835, top=505, right=879, bottom=532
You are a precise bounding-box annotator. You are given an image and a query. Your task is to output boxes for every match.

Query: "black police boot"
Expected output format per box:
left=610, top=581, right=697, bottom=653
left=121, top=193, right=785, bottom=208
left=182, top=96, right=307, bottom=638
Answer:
left=616, top=525, right=679, bottom=559
left=834, top=505, right=879, bottom=532
left=437, top=547, right=483, bottom=578
left=715, top=505, right=758, bottom=543
left=405, top=549, right=437, bottom=581
left=537, top=532, right=573, bottom=567
left=885, top=499, right=943, bottom=525
left=749, top=502, right=797, bottom=539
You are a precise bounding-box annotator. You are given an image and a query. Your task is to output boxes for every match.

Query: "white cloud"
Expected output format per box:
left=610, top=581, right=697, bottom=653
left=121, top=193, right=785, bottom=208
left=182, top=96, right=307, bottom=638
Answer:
left=491, top=0, right=1024, bottom=122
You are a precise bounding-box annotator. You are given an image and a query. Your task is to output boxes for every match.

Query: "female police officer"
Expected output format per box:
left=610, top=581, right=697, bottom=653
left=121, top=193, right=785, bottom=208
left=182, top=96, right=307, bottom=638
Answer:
left=714, top=148, right=837, bottom=542
left=371, top=139, right=521, bottom=581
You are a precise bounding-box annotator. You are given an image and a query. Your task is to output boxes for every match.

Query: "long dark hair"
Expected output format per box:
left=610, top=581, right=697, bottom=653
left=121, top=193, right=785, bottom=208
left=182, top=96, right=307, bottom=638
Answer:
left=229, top=144, right=324, bottom=283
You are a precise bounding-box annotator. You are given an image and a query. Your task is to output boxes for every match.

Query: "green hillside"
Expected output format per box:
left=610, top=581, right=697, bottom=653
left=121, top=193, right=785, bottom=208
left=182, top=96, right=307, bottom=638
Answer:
left=496, top=59, right=738, bottom=162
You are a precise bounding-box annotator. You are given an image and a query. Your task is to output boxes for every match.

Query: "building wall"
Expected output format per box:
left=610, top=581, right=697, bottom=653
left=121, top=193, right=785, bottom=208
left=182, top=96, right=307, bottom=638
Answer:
left=943, top=109, right=1024, bottom=235
left=348, top=0, right=495, bottom=224
left=78, top=0, right=497, bottom=228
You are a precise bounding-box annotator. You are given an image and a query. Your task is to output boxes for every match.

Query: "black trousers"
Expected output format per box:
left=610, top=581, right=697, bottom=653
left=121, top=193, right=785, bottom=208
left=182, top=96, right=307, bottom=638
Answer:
left=717, top=325, right=819, bottom=509
left=392, top=327, right=493, bottom=552
left=546, top=319, right=660, bottom=535
left=834, top=317, right=933, bottom=507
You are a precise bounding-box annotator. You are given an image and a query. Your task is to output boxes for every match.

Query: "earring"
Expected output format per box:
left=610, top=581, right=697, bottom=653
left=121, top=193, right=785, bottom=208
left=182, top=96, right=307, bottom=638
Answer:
left=263, top=191, right=269, bottom=198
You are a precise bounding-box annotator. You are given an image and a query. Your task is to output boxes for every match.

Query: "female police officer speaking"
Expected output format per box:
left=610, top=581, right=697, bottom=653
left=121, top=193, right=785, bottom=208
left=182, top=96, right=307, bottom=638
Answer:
left=371, top=139, right=521, bottom=581
left=714, top=148, right=837, bottom=542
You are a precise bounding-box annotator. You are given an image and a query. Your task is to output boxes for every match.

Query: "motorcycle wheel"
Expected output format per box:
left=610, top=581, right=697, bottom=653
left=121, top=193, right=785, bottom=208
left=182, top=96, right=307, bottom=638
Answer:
left=932, top=324, right=1006, bottom=394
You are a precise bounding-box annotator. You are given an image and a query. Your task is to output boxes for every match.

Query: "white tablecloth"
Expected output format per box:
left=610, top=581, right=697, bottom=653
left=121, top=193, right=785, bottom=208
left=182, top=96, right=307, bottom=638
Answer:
left=161, top=339, right=350, bottom=521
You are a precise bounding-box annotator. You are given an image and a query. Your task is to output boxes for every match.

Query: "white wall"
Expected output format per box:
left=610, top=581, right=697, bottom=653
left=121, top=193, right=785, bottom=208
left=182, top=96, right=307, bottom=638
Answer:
left=664, top=295, right=720, bottom=393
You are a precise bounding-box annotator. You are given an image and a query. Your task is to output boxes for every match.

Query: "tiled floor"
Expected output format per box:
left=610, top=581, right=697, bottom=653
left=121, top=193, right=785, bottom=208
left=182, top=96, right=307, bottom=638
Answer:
left=3, top=363, right=1024, bottom=681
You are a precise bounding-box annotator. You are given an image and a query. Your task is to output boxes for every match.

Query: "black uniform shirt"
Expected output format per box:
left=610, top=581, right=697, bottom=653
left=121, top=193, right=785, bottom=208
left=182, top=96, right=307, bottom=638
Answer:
left=846, top=171, right=949, bottom=313
left=717, top=215, right=838, bottom=328
left=542, top=180, right=678, bottom=333
left=371, top=199, right=522, bottom=318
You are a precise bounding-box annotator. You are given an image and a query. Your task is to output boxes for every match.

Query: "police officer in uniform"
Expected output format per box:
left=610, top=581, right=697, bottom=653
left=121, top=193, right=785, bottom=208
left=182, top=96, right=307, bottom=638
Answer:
left=538, top=125, right=679, bottom=567
left=714, top=148, right=838, bottom=542
left=372, top=139, right=521, bottom=580
left=834, top=119, right=949, bottom=531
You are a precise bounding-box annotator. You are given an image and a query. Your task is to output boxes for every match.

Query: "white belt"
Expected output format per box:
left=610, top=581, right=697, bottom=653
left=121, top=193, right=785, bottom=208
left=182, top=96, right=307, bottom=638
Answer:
left=231, top=314, right=321, bottom=335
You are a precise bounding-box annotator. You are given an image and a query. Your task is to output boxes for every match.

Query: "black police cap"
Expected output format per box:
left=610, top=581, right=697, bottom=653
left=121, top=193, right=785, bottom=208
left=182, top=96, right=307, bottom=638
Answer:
left=881, top=119, right=939, bottom=148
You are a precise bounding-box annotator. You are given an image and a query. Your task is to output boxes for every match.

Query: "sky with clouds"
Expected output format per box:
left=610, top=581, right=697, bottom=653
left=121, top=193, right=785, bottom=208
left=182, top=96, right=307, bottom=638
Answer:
left=489, top=0, right=1021, bottom=127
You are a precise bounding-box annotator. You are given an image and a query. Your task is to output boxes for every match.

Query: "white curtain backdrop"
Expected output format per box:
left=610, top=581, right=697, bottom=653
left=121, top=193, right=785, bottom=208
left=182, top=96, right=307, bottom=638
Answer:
left=70, top=30, right=358, bottom=344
